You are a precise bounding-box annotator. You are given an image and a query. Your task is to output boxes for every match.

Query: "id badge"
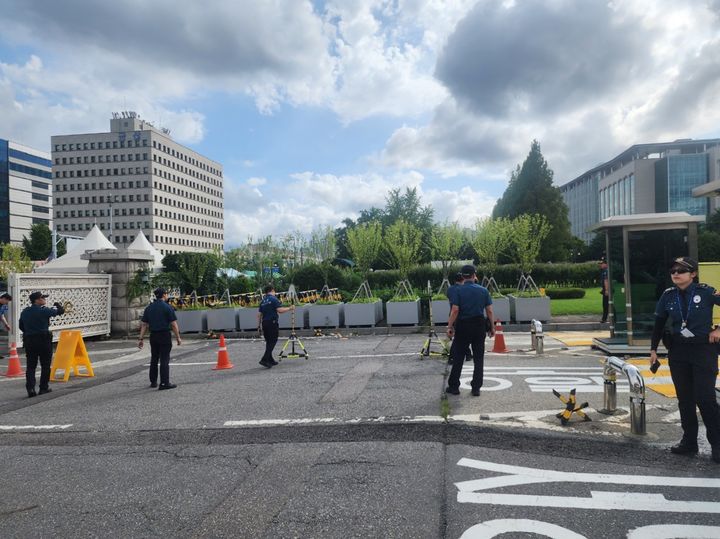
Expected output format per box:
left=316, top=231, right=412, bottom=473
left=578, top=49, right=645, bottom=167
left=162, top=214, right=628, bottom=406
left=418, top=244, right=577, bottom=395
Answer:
left=680, top=327, right=695, bottom=338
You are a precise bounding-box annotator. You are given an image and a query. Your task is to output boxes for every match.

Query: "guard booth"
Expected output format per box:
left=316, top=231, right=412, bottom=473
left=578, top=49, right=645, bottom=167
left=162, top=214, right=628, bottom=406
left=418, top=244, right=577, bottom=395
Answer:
left=589, top=212, right=704, bottom=354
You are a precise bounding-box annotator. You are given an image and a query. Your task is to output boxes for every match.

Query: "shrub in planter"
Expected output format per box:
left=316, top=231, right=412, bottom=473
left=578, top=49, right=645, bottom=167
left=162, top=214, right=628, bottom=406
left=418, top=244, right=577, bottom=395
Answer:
left=545, top=288, right=586, bottom=299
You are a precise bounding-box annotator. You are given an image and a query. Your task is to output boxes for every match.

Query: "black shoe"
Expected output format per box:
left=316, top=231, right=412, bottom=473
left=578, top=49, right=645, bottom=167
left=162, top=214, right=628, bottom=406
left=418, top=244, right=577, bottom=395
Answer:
left=471, top=389, right=480, bottom=396
left=27, top=389, right=37, bottom=398
left=158, top=383, right=177, bottom=390
left=270, top=359, right=279, bottom=366
left=38, top=388, right=52, bottom=395
left=259, top=360, right=273, bottom=369
left=149, top=383, right=158, bottom=388
left=712, top=446, right=720, bottom=464
left=670, top=441, right=699, bottom=455
left=445, top=387, right=460, bottom=395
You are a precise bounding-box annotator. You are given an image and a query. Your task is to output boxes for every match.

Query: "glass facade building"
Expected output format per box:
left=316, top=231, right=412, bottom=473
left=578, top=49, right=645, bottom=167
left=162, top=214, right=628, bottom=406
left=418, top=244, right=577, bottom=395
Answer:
left=599, top=174, right=635, bottom=220
left=560, top=173, right=599, bottom=243
left=655, top=154, right=708, bottom=215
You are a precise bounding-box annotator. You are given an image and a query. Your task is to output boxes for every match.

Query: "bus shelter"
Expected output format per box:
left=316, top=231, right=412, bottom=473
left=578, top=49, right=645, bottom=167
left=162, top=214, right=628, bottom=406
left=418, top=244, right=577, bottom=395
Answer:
left=589, top=212, right=704, bottom=354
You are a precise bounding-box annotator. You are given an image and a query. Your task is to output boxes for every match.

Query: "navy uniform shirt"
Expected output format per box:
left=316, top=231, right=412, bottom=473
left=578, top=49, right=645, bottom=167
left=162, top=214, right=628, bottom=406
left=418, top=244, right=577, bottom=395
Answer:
left=19, top=304, right=62, bottom=336
left=141, top=299, right=177, bottom=332
left=448, top=282, right=492, bottom=319
left=259, top=295, right=282, bottom=322
left=600, top=268, right=608, bottom=292
left=654, top=283, right=720, bottom=338
left=446, top=284, right=459, bottom=303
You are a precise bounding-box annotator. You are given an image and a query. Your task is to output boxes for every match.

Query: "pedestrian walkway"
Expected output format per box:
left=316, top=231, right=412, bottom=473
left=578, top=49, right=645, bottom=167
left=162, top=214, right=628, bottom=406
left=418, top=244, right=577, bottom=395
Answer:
left=545, top=330, right=608, bottom=347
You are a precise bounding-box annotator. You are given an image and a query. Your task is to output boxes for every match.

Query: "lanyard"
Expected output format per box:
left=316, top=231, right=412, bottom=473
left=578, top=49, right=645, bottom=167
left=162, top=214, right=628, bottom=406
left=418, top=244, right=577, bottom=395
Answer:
left=675, top=286, right=694, bottom=328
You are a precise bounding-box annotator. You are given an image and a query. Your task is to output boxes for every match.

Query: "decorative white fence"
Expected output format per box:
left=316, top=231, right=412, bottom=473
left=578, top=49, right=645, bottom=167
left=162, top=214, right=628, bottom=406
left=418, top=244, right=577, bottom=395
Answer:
left=7, top=273, right=112, bottom=348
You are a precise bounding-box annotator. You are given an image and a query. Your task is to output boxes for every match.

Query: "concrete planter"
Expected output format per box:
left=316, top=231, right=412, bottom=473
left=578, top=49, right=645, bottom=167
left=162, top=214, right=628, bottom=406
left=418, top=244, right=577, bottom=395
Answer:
left=386, top=299, right=421, bottom=326
left=491, top=297, right=511, bottom=324
left=309, top=303, right=345, bottom=328
left=205, top=307, right=237, bottom=332
left=278, top=305, right=309, bottom=329
left=430, top=300, right=450, bottom=325
left=237, top=307, right=260, bottom=331
left=345, top=300, right=383, bottom=327
left=175, top=309, right=207, bottom=333
left=509, top=295, right=551, bottom=323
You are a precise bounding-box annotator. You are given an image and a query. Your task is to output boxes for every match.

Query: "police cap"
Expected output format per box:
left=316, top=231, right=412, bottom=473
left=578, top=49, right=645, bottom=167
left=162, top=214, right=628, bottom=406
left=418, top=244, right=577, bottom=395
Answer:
left=671, top=257, right=698, bottom=273
left=28, top=291, right=49, bottom=303
left=460, top=264, right=476, bottom=277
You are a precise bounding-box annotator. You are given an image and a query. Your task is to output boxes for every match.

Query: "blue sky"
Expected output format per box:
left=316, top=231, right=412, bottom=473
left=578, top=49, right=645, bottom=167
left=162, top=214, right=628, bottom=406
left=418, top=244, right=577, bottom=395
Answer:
left=1, top=0, right=719, bottom=246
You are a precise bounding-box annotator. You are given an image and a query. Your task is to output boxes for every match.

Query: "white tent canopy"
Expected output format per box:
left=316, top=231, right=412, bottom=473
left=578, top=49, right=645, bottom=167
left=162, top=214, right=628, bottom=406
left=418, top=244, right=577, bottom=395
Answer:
left=35, top=225, right=116, bottom=274
left=127, top=230, right=163, bottom=268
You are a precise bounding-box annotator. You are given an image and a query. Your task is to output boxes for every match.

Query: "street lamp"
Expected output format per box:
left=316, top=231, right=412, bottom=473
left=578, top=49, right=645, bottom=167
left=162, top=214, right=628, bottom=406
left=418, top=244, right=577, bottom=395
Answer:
left=107, top=195, right=118, bottom=242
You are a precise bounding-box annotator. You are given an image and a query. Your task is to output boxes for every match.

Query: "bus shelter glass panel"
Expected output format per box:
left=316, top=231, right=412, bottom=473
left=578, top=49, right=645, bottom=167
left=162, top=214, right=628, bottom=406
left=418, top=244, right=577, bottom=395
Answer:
left=627, top=229, right=687, bottom=344
left=607, top=228, right=626, bottom=340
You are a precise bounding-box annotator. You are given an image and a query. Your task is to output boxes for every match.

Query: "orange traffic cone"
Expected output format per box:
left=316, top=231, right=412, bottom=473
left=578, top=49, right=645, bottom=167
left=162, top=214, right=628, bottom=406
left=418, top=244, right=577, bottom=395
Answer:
left=3, top=342, right=24, bottom=377
left=213, top=334, right=233, bottom=370
left=491, top=320, right=510, bottom=353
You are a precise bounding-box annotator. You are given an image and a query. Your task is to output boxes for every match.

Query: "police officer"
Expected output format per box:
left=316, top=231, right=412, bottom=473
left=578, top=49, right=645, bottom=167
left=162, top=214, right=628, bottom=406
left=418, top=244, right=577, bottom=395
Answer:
left=19, top=291, right=64, bottom=398
left=446, top=265, right=494, bottom=396
left=599, top=257, right=609, bottom=323
left=650, top=257, right=720, bottom=464
left=138, top=288, right=182, bottom=390
left=0, top=292, right=13, bottom=334
left=257, top=285, right=293, bottom=369
left=447, top=272, right=472, bottom=365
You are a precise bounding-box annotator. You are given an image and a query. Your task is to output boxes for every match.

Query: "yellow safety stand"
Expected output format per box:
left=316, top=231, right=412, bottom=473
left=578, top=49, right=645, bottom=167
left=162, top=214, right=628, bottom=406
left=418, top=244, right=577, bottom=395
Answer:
left=553, top=388, right=591, bottom=425
left=49, top=330, right=95, bottom=382
left=420, top=280, right=450, bottom=359
left=279, top=286, right=309, bottom=360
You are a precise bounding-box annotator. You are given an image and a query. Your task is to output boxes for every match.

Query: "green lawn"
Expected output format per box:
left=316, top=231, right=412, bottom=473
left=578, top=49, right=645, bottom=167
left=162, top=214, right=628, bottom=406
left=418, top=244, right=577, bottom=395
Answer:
left=550, top=287, right=604, bottom=316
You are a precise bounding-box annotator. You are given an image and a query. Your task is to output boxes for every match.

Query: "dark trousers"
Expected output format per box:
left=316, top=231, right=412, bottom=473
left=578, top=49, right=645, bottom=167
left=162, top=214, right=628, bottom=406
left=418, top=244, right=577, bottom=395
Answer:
left=25, top=333, right=53, bottom=392
left=449, top=338, right=472, bottom=362
left=149, top=331, right=173, bottom=386
left=448, top=317, right=486, bottom=390
left=262, top=319, right=279, bottom=362
left=669, top=342, right=720, bottom=447
left=601, top=292, right=609, bottom=322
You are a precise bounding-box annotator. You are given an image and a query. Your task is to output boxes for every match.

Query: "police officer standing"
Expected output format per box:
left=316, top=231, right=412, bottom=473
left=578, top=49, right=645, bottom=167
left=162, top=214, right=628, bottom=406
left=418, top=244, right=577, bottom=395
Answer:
left=257, top=285, right=293, bottom=369
left=19, top=291, right=64, bottom=398
left=446, top=265, right=494, bottom=396
left=138, top=288, right=182, bottom=390
left=447, top=272, right=472, bottom=365
left=599, top=258, right=609, bottom=323
left=650, top=257, right=720, bottom=464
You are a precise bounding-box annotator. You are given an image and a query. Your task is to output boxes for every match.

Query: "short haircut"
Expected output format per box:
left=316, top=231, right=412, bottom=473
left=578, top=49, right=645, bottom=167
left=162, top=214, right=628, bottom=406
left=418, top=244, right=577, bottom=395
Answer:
left=263, top=284, right=275, bottom=294
left=0, top=293, right=11, bottom=300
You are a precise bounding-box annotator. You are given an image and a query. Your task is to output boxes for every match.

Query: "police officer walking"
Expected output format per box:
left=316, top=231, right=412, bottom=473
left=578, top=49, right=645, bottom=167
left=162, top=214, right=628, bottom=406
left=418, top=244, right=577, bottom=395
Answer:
left=447, top=272, right=472, bottom=365
left=138, top=288, right=182, bottom=390
left=650, top=257, right=720, bottom=464
left=446, top=265, right=494, bottom=396
left=257, top=285, right=294, bottom=369
left=19, top=291, right=64, bottom=398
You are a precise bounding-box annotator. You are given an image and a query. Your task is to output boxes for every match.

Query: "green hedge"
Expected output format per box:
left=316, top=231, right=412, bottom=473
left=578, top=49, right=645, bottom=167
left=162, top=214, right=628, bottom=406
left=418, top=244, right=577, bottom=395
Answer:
left=544, top=288, right=586, bottom=299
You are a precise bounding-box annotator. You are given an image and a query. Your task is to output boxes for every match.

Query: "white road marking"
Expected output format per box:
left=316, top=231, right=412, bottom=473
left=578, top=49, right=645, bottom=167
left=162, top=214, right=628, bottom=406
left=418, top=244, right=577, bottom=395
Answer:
left=461, top=519, right=586, bottom=539
left=223, top=416, right=445, bottom=427
left=456, top=458, right=720, bottom=513
left=0, top=424, right=72, bottom=430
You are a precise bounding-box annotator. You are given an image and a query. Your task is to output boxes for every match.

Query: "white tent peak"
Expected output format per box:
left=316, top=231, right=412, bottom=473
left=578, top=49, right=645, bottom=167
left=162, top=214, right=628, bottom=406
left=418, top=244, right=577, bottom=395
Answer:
left=66, top=225, right=116, bottom=255
left=35, top=226, right=116, bottom=273
left=128, top=230, right=163, bottom=267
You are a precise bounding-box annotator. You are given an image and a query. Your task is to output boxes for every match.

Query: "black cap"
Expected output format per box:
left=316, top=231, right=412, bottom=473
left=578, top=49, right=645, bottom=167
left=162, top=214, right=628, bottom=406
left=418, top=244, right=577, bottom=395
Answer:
left=460, top=264, right=476, bottom=277
left=671, top=256, right=698, bottom=272
left=28, top=291, right=49, bottom=303
left=153, top=287, right=167, bottom=298
left=454, top=272, right=464, bottom=283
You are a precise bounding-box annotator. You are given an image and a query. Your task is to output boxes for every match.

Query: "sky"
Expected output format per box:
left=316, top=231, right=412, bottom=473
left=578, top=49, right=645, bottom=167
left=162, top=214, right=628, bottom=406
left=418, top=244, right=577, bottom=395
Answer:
left=1, top=0, right=720, bottom=247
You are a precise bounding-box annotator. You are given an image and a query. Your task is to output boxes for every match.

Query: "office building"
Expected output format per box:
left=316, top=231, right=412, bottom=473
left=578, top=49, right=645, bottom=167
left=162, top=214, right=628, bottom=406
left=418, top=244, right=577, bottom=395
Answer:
left=0, top=138, right=53, bottom=245
left=560, top=139, right=720, bottom=243
left=51, top=113, right=224, bottom=255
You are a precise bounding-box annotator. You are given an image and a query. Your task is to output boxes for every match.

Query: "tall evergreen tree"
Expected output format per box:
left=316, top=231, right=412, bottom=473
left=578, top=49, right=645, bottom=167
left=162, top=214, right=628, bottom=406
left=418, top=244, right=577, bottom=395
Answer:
left=22, top=223, right=53, bottom=260
left=492, top=140, right=573, bottom=262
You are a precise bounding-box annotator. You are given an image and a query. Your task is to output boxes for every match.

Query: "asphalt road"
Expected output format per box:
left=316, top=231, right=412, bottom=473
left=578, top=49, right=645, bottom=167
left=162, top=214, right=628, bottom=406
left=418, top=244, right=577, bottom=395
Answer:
left=1, top=333, right=719, bottom=538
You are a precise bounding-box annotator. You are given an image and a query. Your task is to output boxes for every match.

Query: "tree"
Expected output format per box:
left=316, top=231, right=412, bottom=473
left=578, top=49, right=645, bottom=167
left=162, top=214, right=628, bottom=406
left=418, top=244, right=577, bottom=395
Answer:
left=430, top=222, right=464, bottom=280
left=0, top=243, right=34, bottom=281
left=384, top=219, right=422, bottom=280
left=699, top=230, right=720, bottom=262
left=308, top=225, right=337, bottom=285
left=472, top=218, right=513, bottom=278
left=493, top=140, right=573, bottom=262
left=346, top=221, right=383, bottom=279
left=509, top=214, right=551, bottom=288
left=22, top=223, right=53, bottom=260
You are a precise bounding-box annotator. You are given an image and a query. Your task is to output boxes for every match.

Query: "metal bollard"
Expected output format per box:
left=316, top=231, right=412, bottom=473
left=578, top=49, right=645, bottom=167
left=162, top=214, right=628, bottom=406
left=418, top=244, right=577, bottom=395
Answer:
left=532, top=319, right=543, bottom=355
left=530, top=321, right=537, bottom=350
left=600, top=356, right=646, bottom=435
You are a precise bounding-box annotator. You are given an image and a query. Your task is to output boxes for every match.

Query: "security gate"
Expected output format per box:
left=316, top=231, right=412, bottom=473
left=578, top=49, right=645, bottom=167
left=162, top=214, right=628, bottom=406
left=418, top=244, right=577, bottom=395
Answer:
left=6, top=273, right=112, bottom=348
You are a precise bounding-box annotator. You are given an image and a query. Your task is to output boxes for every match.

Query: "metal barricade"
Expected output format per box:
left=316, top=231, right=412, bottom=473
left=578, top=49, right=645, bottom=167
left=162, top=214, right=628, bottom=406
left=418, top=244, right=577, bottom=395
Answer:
left=599, top=356, right=646, bottom=435
left=530, top=319, right=543, bottom=354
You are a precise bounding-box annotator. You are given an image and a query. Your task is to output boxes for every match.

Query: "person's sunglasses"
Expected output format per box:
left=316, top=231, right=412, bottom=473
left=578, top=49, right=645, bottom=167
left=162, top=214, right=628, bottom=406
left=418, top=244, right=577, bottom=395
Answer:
left=670, top=268, right=690, bottom=275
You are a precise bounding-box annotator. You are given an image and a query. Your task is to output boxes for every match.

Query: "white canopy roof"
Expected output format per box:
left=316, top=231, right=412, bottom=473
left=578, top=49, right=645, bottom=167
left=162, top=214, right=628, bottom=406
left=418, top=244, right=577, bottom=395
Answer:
left=35, top=225, right=116, bottom=273
left=127, top=230, right=163, bottom=268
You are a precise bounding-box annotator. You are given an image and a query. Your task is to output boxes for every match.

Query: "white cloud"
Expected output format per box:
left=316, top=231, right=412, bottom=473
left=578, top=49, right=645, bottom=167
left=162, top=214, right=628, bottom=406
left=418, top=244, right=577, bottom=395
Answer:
left=246, top=177, right=267, bottom=187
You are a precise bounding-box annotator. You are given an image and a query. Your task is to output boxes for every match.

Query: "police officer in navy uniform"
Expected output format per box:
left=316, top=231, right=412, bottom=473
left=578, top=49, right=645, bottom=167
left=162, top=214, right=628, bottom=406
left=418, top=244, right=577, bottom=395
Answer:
left=19, top=291, right=64, bottom=398
left=138, top=288, right=182, bottom=390
left=446, top=265, right=494, bottom=396
left=650, top=257, right=720, bottom=464
left=257, top=284, right=293, bottom=369
left=447, top=272, right=472, bottom=365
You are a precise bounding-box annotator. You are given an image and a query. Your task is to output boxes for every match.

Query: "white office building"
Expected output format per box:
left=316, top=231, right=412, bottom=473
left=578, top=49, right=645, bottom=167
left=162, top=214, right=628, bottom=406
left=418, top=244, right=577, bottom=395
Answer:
left=51, top=113, right=224, bottom=255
